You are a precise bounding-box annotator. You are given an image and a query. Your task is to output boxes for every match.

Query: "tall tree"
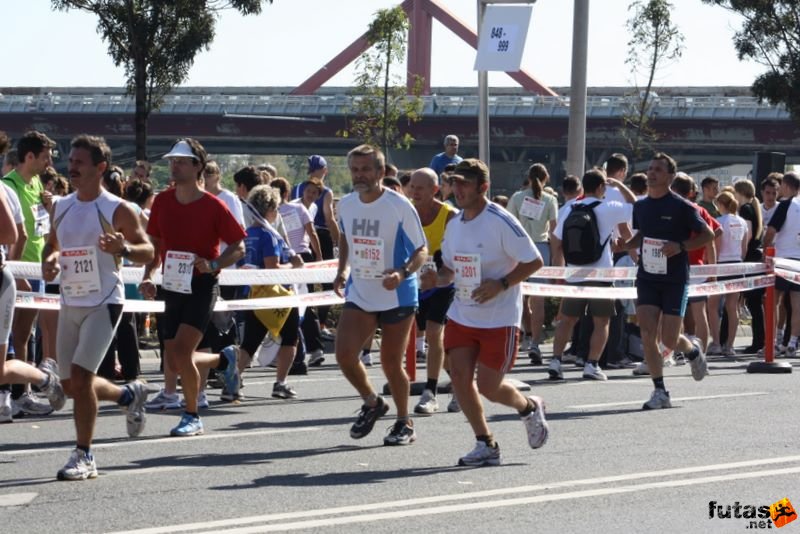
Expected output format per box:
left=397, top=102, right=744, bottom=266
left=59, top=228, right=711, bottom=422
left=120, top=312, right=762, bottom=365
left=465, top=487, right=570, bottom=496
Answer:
left=622, top=0, right=684, bottom=165
left=51, top=0, right=270, bottom=160
left=702, top=1, right=800, bottom=121
left=338, top=6, right=423, bottom=159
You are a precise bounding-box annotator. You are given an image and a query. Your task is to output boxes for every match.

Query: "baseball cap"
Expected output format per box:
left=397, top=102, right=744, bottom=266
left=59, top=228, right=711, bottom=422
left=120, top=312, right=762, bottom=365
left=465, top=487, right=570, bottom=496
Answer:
left=308, top=155, right=327, bottom=173
left=162, top=140, right=198, bottom=160
left=450, top=159, right=489, bottom=183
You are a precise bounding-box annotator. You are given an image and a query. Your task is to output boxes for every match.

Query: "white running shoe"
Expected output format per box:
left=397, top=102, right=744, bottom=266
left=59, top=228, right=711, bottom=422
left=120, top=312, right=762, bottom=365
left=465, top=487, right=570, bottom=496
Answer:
left=41, top=368, right=66, bottom=411
left=447, top=393, right=461, bottom=413
left=414, top=389, right=439, bottom=416
left=786, top=344, right=797, bottom=358
left=360, top=352, right=373, bottom=367
left=458, top=441, right=501, bottom=467
left=582, top=362, right=607, bottom=381
left=145, top=389, right=181, bottom=411
left=642, top=389, right=672, bottom=410
left=180, top=391, right=209, bottom=410
left=706, top=342, right=723, bottom=356
left=122, top=381, right=149, bottom=437
left=547, top=359, right=563, bottom=380
left=14, top=392, right=54, bottom=416
left=0, top=390, right=12, bottom=424
left=521, top=395, right=549, bottom=449
left=307, top=349, right=325, bottom=367
left=57, top=448, right=98, bottom=481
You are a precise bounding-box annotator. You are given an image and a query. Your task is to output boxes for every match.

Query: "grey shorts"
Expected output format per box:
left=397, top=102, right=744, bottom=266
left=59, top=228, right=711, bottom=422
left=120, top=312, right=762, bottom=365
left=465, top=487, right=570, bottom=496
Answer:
left=57, top=303, right=123, bottom=379
left=560, top=282, right=616, bottom=317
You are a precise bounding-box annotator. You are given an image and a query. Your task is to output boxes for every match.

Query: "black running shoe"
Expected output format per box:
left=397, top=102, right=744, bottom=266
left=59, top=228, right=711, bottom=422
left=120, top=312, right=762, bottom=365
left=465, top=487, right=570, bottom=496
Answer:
left=350, top=397, right=390, bottom=439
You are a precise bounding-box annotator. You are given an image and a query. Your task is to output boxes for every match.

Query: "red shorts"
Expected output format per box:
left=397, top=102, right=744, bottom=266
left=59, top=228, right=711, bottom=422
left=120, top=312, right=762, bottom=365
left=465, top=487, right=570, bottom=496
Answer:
left=444, top=320, right=519, bottom=373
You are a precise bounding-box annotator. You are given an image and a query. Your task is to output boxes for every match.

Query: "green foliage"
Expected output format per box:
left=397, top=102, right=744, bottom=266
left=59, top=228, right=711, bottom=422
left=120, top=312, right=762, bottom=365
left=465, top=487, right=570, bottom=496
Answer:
left=621, top=0, right=684, bottom=165
left=51, top=0, right=270, bottom=160
left=702, top=0, right=800, bottom=121
left=338, top=6, right=424, bottom=159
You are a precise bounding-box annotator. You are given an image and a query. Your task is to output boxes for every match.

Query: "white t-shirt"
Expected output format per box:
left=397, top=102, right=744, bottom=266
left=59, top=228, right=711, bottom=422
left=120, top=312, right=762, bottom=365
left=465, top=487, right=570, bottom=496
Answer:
left=338, top=188, right=426, bottom=312
left=717, top=213, right=747, bottom=263
left=557, top=198, right=577, bottom=224
left=216, top=189, right=245, bottom=229
left=442, top=202, right=539, bottom=328
left=553, top=198, right=632, bottom=268
left=770, top=197, right=800, bottom=259
left=1, top=184, right=22, bottom=261
left=763, top=204, right=778, bottom=226
left=279, top=201, right=313, bottom=255
left=291, top=197, right=318, bottom=221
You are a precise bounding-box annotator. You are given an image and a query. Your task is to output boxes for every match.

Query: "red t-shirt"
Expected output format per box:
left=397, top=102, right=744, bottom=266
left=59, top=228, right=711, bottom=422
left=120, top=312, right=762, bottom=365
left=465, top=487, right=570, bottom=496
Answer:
left=147, top=189, right=247, bottom=272
left=688, top=205, right=720, bottom=265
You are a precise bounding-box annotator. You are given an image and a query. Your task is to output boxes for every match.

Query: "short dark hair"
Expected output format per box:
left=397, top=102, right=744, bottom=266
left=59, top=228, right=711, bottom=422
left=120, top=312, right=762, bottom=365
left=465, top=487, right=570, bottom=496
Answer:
left=71, top=134, right=111, bottom=166
left=765, top=171, right=783, bottom=185
left=399, top=172, right=411, bottom=186
left=761, top=177, right=780, bottom=190
left=4, top=149, right=18, bottom=168
left=0, top=131, right=9, bottom=155
left=443, top=163, right=457, bottom=173
left=581, top=168, right=606, bottom=194
left=40, top=166, right=59, bottom=186
left=124, top=179, right=154, bottom=207
left=18, top=130, right=55, bottom=162
left=629, top=172, right=647, bottom=195
left=269, top=176, right=291, bottom=200
left=670, top=173, right=693, bottom=198
left=454, top=158, right=490, bottom=186
left=701, top=176, right=719, bottom=189
left=605, top=153, right=628, bottom=176
left=652, top=152, right=677, bottom=174
left=134, top=160, right=151, bottom=175
left=233, top=165, right=263, bottom=192
left=561, top=174, right=581, bottom=196
left=782, top=172, right=800, bottom=191
left=182, top=138, right=207, bottom=177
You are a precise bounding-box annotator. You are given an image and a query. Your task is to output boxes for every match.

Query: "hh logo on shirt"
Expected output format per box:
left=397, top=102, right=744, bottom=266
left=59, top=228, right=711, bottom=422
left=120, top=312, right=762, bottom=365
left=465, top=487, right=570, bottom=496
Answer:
left=351, top=218, right=380, bottom=237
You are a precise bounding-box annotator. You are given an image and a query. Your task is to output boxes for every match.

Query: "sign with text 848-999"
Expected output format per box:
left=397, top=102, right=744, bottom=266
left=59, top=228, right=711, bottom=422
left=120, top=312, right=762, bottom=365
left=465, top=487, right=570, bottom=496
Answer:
left=474, top=5, right=533, bottom=72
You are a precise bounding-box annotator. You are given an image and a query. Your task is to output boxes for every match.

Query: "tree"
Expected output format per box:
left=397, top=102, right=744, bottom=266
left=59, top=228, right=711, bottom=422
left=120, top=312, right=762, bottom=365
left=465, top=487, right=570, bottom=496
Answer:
left=621, top=0, right=684, bottom=165
left=51, top=0, right=270, bottom=160
left=702, top=1, right=800, bottom=121
left=338, top=6, right=423, bottom=159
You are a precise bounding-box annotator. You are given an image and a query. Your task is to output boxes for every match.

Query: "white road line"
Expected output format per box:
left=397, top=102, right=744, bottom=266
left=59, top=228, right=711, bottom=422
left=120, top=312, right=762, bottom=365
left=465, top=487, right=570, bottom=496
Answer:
left=109, top=455, right=800, bottom=534
left=0, top=492, right=37, bottom=507
left=568, top=391, right=768, bottom=409
left=0, top=427, right=317, bottom=457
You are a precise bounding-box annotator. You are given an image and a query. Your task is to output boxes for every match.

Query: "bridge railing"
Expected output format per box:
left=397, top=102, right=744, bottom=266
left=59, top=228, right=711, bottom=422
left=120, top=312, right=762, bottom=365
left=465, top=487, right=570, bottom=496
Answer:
left=0, top=92, right=788, bottom=120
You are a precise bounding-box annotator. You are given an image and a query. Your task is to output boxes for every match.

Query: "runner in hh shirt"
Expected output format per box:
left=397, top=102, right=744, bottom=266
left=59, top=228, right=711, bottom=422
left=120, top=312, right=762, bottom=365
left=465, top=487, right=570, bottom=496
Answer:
left=616, top=153, right=713, bottom=410
left=438, top=158, right=549, bottom=467
left=333, top=144, right=427, bottom=447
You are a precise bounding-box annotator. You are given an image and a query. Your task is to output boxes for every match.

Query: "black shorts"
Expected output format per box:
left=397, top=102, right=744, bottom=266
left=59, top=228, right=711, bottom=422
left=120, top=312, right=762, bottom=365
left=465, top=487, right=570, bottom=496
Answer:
left=416, top=287, right=455, bottom=329
left=240, top=306, right=300, bottom=356
left=776, top=276, right=800, bottom=293
left=162, top=274, right=219, bottom=341
left=636, top=279, right=689, bottom=317
left=343, top=302, right=416, bottom=325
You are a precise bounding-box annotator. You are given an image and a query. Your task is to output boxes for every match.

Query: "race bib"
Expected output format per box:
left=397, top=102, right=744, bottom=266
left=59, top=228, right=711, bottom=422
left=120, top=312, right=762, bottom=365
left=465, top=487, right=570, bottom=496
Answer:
left=642, top=238, right=667, bottom=275
left=282, top=210, right=302, bottom=233
left=351, top=237, right=385, bottom=279
left=163, top=251, right=195, bottom=294
left=454, top=253, right=481, bottom=301
left=727, top=222, right=745, bottom=242
left=520, top=196, right=545, bottom=220
left=59, top=246, right=101, bottom=298
left=33, top=204, right=50, bottom=237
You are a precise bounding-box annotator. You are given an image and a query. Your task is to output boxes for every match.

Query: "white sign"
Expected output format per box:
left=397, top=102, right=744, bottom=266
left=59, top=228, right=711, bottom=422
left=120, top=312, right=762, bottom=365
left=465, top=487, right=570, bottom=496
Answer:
left=474, top=5, right=533, bottom=72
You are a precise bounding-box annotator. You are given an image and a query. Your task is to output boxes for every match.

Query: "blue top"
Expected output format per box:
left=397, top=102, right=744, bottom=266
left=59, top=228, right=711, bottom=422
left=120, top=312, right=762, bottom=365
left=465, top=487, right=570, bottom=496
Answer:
left=633, top=192, right=707, bottom=285
left=245, top=226, right=292, bottom=267
left=429, top=152, right=463, bottom=177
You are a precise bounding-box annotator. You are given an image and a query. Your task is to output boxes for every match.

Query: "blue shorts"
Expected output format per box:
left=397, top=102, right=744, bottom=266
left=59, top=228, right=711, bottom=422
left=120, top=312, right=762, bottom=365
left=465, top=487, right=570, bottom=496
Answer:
left=535, top=242, right=550, bottom=267
left=636, top=279, right=689, bottom=317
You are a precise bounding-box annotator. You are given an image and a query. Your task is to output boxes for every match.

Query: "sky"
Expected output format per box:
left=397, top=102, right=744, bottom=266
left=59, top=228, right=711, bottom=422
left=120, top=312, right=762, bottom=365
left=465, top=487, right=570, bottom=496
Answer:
left=1, top=0, right=765, bottom=89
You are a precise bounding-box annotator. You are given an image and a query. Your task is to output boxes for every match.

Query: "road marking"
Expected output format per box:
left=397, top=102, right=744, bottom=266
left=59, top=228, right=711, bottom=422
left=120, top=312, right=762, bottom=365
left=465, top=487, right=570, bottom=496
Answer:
left=0, top=492, right=37, bottom=507
left=109, top=455, right=800, bottom=534
left=0, top=427, right=317, bottom=457
left=568, top=391, right=768, bottom=409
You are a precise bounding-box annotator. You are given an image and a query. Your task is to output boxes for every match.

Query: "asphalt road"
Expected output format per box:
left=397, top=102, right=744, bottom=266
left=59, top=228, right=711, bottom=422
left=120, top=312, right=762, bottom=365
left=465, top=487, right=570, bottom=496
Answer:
left=1, top=338, right=799, bottom=534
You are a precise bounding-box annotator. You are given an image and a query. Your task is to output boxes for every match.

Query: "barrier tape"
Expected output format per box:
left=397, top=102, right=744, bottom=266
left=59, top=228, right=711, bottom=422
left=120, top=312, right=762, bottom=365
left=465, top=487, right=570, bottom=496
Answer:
left=531, top=262, right=768, bottom=281
left=775, top=268, right=800, bottom=285
left=774, top=258, right=800, bottom=273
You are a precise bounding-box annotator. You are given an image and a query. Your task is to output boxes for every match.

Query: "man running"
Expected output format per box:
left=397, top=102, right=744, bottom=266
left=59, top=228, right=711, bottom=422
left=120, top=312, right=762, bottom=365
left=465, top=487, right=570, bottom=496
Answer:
left=333, top=144, right=427, bottom=446
left=42, top=135, right=153, bottom=480
left=616, top=153, right=712, bottom=409
left=438, top=159, right=549, bottom=467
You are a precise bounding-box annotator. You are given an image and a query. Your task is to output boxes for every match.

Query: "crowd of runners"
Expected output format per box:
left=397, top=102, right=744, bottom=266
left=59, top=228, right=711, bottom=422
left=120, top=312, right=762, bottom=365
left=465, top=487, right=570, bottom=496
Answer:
left=0, top=129, right=793, bottom=479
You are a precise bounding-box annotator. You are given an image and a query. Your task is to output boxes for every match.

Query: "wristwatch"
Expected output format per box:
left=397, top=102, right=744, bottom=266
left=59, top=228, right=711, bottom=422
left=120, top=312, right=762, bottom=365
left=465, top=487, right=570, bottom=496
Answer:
left=119, top=245, right=131, bottom=258
left=209, top=260, right=220, bottom=271
left=400, top=267, right=411, bottom=280
left=500, top=276, right=510, bottom=290
left=678, top=241, right=686, bottom=252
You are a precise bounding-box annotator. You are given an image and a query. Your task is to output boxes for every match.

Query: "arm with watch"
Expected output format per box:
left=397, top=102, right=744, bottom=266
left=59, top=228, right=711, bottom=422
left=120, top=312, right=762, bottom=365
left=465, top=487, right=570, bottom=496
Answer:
left=195, top=239, right=245, bottom=274
left=470, top=257, right=544, bottom=305
left=381, top=244, right=428, bottom=291
left=660, top=223, right=715, bottom=258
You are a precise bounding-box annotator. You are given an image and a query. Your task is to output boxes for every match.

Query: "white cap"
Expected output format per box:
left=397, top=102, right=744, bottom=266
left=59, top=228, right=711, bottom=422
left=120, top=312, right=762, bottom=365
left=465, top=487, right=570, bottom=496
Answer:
left=162, top=140, right=198, bottom=160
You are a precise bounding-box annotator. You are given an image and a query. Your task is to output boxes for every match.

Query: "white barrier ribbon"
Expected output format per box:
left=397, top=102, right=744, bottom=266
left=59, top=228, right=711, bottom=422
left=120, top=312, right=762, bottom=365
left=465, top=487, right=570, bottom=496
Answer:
left=530, top=262, right=767, bottom=281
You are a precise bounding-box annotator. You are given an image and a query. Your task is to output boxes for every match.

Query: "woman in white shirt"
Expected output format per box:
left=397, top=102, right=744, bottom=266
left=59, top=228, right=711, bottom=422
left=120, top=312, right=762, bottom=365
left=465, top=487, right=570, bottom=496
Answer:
left=707, top=191, right=750, bottom=357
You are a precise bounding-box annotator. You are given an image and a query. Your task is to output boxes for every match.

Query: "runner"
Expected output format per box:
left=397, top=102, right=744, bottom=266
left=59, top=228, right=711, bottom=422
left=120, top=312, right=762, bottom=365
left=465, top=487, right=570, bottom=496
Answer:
left=438, top=159, right=549, bottom=466
left=408, top=167, right=458, bottom=415
left=616, top=153, right=713, bottom=410
left=140, top=138, right=246, bottom=437
left=41, top=135, right=153, bottom=480
left=333, top=144, right=427, bottom=446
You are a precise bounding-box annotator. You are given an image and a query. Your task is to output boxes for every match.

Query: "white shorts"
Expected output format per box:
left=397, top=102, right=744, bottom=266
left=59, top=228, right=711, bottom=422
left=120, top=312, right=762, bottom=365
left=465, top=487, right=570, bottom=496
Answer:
left=57, top=303, right=123, bottom=379
left=0, top=267, right=14, bottom=343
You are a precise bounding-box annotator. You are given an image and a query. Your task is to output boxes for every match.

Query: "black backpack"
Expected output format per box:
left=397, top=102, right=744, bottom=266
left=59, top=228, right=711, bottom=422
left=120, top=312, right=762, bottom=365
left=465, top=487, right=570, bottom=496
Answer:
left=561, top=201, right=609, bottom=265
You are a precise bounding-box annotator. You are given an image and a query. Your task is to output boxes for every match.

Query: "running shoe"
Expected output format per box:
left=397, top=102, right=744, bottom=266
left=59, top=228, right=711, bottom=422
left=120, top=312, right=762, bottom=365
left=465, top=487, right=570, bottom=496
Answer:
left=447, top=393, right=461, bottom=413
left=320, top=328, right=336, bottom=341
left=57, top=448, right=98, bottom=481
left=145, top=389, right=181, bottom=411
left=170, top=413, right=204, bottom=437
left=0, top=391, right=12, bottom=424
left=220, top=388, right=244, bottom=403
left=41, top=368, right=66, bottom=411
left=307, top=349, right=325, bottom=367
left=574, top=357, right=585, bottom=367
left=582, top=362, right=607, bottom=381
left=219, top=346, right=241, bottom=397
left=416, top=350, right=426, bottom=363
left=39, top=357, right=58, bottom=375
left=289, top=362, right=308, bottom=375
left=383, top=419, right=416, bottom=446
left=706, top=342, right=723, bottom=356
left=521, top=395, right=549, bottom=449
left=458, top=441, right=501, bottom=467
left=721, top=345, right=736, bottom=358
left=633, top=361, right=650, bottom=376
left=642, top=388, right=672, bottom=410
left=14, top=392, right=53, bottom=416
left=360, top=352, right=373, bottom=367
left=272, top=382, right=298, bottom=399
left=350, top=397, right=389, bottom=439
left=413, top=389, right=438, bottom=416
left=180, top=391, right=209, bottom=409
left=122, top=380, right=149, bottom=437
left=785, top=344, right=797, bottom=358
left=688, top=338, right=708, bottom=381
left=518, top=336, right=532, bottom=353
left=547, top=359, right=563, bottom=380
left=529, top=344, right=543, bottom=365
